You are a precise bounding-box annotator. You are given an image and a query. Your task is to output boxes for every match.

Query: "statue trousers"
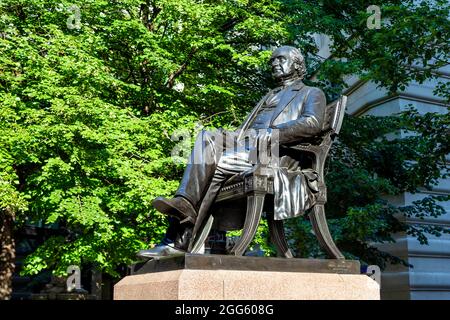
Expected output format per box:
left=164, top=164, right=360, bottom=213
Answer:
left=175, top=129, right=253, bottom=213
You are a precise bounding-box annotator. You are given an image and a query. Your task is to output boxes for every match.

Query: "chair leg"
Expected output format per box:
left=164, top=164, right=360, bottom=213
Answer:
left=310, top=204, right=344, bottom=259
left=230, top=192, right=265, bottom=256
left=268, top=216, right=294, bottom=258
left=189, top=215, right=214, bottom=254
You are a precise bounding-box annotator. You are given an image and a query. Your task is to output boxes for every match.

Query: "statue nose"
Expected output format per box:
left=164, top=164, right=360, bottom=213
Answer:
left=273, top=62, right=281, bottom=69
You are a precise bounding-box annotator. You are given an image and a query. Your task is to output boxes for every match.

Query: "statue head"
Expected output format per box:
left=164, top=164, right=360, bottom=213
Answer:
left=269, top=46, right=306, bottom=82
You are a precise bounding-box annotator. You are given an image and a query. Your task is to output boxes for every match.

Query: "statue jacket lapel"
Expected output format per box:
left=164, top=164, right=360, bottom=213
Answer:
left=238, top=80, right=306, bottom=140
left=269, top=81, right=305, bottom=126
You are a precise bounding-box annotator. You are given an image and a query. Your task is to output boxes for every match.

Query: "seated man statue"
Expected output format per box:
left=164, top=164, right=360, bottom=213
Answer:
left=138, top=45, right=327, bottom=259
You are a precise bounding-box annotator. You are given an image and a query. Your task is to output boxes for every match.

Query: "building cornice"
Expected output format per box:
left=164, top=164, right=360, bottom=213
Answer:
left=350, top=91, right=449, bottom=117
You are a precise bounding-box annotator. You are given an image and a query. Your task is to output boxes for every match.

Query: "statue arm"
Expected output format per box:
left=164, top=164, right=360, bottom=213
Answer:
left=271, top=87, right=326, bottom=144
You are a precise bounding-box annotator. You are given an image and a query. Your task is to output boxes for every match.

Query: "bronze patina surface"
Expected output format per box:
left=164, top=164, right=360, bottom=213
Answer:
left=139, top=45, right=348, bottom=261
left=131, top=253, right=360, bottom=275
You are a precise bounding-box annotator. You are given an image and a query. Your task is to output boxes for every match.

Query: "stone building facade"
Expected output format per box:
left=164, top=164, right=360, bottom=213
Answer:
left=313, top=31, right=449, bottom=299
left=343, top=68, right=450, bottom=300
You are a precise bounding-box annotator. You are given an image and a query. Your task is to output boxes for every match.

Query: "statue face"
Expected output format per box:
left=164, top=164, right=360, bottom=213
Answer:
left=270, top=47, right=297, bottom=80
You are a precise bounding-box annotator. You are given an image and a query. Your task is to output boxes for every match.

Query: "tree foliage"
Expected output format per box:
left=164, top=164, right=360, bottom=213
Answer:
left=0, top=0, right=448, bottom=282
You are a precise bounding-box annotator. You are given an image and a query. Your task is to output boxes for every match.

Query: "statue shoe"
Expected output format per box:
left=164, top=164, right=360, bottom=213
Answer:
left=152, top=196, right=197, bottom=224
left=136, top=243, right=185, bottom=260
left=174, top=224, right=193, bottom=252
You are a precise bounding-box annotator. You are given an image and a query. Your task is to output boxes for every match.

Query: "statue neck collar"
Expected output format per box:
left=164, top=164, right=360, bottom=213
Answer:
left=274, top=78, right=303, bottom=91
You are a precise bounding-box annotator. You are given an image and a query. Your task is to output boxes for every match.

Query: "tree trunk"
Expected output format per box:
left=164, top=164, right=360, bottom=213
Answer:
left=0, top=209, right=15, bottom=300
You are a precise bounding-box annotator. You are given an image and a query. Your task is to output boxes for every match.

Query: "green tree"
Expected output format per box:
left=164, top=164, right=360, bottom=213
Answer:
left=0, top=149, right=27, bottom=299
left=0, top=0, right=292, bottom=294
left=278, top=0, right=450, bottom=267
left=0, top=0, right=448, bottom=298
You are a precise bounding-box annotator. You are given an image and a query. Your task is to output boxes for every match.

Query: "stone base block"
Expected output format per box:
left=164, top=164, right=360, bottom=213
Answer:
left=114, top=269, right=379, bottom=300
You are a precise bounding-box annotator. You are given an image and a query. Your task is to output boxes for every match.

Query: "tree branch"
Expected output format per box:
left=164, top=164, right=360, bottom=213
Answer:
left=140, top=1, right=162, bottom=32
left=165, top=47, right=198, bottom=89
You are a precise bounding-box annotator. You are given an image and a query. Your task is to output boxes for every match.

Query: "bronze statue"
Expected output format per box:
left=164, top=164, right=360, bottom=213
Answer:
left=138, top=45, right=345, bottom=259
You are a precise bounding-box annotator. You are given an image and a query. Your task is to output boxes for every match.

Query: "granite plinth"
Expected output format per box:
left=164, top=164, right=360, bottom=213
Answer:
left=114, top=254, right=379, bottom=300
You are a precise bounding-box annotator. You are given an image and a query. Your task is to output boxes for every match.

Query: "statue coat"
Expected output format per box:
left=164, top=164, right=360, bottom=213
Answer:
left=211, top=79, right=327, bottom=230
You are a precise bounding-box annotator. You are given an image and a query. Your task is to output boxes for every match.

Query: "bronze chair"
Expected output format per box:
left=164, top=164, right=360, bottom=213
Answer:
left=189, top=95, right=348, bottom=259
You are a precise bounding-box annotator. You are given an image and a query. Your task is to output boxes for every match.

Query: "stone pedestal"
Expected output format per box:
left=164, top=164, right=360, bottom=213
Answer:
left=114, top=254, right=379, bottom=300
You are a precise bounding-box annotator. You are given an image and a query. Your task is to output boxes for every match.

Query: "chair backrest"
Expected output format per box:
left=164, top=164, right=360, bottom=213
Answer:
left=322, top=95, right=347, bottom=135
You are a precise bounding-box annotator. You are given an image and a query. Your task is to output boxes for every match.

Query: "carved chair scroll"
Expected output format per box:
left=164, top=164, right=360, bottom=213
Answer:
left=190, top=96, right=348, bottom=259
